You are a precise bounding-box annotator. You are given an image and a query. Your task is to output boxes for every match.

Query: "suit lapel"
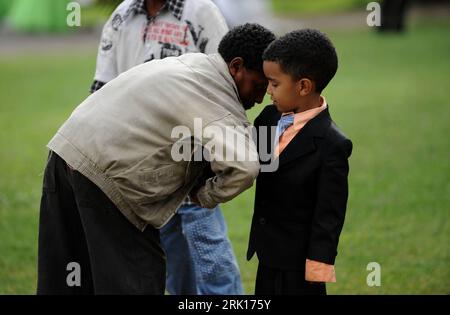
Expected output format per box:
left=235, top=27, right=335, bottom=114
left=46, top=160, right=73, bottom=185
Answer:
left=278, top=107, right=331, bottom=167
left=258, top=109, right=280, bottom=165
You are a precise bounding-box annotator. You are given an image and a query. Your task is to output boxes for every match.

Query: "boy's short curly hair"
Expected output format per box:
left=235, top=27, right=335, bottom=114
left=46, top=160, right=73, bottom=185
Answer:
left=218, top=23, right=276, bottom=73
left=263, top=29, right=338, bottom=92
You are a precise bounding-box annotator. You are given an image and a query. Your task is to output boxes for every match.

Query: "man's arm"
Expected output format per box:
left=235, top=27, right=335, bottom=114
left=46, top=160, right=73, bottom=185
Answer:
left=194, top=118, right=260, bottom=208
left=90, top=11, right=120, bottom=93
left=192, top=1, right=229, bottom=54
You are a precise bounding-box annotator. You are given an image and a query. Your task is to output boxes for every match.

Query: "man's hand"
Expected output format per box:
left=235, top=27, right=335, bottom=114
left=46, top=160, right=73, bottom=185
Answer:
left=188, top=163, right=215, bottom=207
left=189, top=189, right=201, bottom=206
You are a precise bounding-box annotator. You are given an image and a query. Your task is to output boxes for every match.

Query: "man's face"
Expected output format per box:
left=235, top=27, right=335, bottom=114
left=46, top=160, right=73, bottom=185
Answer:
left=229, top=58, right=268, bottom=110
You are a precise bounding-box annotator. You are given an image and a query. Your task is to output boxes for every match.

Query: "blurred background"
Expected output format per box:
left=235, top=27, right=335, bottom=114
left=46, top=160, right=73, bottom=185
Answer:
left=0, top=0, right=449, bottom=294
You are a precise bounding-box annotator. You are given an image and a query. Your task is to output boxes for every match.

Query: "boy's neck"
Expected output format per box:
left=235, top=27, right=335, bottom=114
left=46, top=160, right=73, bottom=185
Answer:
left=292, top=93, right=323, bottom=114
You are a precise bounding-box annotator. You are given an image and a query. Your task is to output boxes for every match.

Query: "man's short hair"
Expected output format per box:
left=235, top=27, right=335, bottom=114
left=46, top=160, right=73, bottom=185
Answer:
left=218, top=23, right=276, bottom=73
left=263, top=29, right=338, bottom=92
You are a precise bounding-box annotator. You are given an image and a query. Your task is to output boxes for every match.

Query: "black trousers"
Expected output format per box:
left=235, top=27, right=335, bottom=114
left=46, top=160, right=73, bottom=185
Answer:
left=255, top=263, right=327, bottom=295
left=37, top=152, right=166, bottom=294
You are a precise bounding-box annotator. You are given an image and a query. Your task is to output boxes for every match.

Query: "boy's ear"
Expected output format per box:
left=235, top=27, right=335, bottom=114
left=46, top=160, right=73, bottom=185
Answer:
left=228, top=57, right=245, bottom=78
left=297, top=78, right=315, bottom=96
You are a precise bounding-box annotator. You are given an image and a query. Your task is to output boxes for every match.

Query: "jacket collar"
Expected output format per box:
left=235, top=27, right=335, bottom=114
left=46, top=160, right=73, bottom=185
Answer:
left=207, top=54, right=249, bottom=126
left=126, top=0, right=185, bottom=21
left=271, top=106, right=332, bottom=167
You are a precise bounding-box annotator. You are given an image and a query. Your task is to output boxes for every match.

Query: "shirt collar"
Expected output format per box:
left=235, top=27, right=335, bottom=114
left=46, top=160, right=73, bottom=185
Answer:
left=125, top=0, right=185, bottom=21
left=281, top=96, right=328, bottom=131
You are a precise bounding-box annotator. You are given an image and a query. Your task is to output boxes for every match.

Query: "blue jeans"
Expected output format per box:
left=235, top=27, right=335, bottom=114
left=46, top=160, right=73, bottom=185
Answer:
left=160, top=205, right=243, bottom=295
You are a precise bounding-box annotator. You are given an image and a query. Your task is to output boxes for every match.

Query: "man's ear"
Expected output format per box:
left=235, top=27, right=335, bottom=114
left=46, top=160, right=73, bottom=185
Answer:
left=228, top=57, right=245, bottom=78
left=297, top=78, right=315, bottom=96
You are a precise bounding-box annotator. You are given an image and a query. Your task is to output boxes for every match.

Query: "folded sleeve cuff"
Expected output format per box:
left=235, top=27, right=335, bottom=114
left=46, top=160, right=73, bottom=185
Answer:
left=305, top=259, right=336, bottom=283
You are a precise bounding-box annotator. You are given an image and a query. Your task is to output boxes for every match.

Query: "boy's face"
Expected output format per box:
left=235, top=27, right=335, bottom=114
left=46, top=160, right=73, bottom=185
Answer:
left=263, top=61, right=301, bottom=113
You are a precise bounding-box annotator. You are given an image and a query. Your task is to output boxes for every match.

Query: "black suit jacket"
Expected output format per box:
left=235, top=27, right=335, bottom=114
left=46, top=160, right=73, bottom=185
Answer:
left=247, top=105, right=353, bottom=270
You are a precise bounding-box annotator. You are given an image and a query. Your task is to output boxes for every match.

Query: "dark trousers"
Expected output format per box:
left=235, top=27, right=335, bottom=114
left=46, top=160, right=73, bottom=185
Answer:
left=255, top=263, right=327, bottom=295
left=37, top=152, right=166, bottom=294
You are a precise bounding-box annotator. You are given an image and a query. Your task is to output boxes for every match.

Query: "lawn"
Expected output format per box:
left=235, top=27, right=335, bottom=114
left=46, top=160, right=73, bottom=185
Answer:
left=0, top=19, right=449, bottom=294
left=271, top=0, right=368, bottom=15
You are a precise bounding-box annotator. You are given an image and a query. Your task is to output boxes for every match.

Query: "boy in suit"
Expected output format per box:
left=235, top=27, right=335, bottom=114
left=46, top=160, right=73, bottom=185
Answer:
left=247, top=29, right=353, bottom=295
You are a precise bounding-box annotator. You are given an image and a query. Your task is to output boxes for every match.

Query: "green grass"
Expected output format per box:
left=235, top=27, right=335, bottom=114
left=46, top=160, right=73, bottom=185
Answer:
left=1, top=19, right=449, bottom=294
left=271, top=0, right=369, bottom=15
left=0, top=53, right=95, bottom=294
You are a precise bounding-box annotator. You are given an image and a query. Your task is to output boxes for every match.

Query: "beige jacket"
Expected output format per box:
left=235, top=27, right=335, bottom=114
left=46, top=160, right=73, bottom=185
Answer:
left=47, top=53, right=260, bottom=231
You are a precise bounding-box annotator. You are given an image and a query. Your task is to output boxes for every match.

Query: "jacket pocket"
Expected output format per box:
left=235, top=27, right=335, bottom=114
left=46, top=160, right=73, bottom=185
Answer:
left=140, top=164, right=179, bottom=182
left=136, top=163, right=186, bottom=204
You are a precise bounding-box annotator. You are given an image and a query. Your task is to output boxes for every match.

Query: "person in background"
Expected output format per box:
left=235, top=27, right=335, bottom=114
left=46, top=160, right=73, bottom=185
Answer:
left=90, top=0, right=242, bottom=295
left=212, top=0, right=274, bottom=30
left=379, top=0, right=410, bottom=32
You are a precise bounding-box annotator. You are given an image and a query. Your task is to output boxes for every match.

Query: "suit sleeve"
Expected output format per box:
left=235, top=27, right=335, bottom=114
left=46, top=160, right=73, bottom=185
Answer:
left=307, top=138, right=353, bottom=265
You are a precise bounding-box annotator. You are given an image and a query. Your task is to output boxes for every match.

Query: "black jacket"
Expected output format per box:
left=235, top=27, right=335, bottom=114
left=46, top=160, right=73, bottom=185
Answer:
left=247, top=105, right=353, bottom=270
